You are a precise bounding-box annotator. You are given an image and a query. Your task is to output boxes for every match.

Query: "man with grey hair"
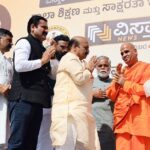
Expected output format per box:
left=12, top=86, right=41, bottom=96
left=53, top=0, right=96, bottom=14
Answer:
left=92, top=56, right=115, bottom=150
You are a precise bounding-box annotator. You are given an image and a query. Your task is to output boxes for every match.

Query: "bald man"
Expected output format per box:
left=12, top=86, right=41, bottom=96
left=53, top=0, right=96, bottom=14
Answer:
left=50, top=36, right=100, bottom=150
left=106, top=42, right=150, bottom=150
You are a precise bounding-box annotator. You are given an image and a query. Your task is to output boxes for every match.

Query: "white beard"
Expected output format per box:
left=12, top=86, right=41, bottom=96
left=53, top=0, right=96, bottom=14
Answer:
left=98, top=71, right=109, bottom=78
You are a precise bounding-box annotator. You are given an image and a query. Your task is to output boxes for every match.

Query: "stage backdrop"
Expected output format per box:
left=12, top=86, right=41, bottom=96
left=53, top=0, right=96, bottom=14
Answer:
left=1, top=0, right=150, bottom=70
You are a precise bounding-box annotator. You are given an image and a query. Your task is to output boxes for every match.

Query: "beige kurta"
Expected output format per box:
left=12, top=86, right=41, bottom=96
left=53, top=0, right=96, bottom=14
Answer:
left=50, top=52, right=100, bottom=150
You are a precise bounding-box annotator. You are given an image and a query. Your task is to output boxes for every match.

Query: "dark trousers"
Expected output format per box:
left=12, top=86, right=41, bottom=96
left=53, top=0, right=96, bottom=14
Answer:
left=98, top=125, right=116, bottom=150
left=8, top=100, right=43, bottom=150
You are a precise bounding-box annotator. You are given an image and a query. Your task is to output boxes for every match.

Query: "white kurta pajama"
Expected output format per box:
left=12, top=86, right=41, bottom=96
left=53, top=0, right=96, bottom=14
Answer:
left=0, top=52, right=13, bottom=146
left=37, top=59, right=59, bottom=150
left=50, top=52, right=100, bottom=150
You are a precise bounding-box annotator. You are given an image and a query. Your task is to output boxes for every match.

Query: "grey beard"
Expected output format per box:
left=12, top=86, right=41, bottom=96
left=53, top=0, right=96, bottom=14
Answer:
left=98, top=72, right=109, bottom=78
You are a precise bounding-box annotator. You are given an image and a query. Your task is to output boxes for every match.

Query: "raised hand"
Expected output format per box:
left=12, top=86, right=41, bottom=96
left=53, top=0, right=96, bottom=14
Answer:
left=113, top=63, right=125, bottom=86
left=86, top=56, right=98, bottom=72
left=41, top=40, right=57, bottom=65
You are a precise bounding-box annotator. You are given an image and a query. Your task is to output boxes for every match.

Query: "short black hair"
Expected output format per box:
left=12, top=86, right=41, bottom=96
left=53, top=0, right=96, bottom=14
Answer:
left=27, top=15, right=47, bottom=34
left=0, top=28, right=13, bottom=38
left=54, top=34, right=70, bottom=43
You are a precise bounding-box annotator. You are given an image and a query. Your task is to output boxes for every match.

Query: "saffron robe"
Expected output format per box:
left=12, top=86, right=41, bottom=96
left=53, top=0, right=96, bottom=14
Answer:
left=106, top=61, right=150, bottom=137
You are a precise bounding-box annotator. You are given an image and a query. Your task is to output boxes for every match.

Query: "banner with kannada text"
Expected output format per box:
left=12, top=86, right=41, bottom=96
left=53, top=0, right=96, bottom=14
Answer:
left=0, top=0, right=150, bottom=69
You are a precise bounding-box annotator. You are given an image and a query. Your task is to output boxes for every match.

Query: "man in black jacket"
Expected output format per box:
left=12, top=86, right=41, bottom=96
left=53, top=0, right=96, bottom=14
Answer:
left=8, top=15, right=56, bottom=150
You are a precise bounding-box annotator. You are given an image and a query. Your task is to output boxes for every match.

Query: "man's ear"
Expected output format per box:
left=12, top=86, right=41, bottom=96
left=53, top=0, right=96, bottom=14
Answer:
left=134, top=48, right=138, bottom=56
left=30, top=24, right=35, bottom=32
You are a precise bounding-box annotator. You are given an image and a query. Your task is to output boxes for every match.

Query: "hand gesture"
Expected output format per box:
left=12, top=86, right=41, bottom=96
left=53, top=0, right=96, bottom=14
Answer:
left=86, top=56, right=97, bottom=72
left=93, top=89, right=107, bottom=98
left=41, top=40, right=56, bottom=65
left=113, top=63, right=125, bottom=86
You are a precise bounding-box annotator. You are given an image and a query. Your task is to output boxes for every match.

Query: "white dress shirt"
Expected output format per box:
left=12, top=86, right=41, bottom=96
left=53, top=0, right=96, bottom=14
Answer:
left=14, top=39, right=42, bottom=72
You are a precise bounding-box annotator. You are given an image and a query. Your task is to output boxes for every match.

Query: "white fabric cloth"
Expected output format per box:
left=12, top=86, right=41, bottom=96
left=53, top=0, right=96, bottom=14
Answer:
left=0, top=52, right=13, bottom=145
left=51, top=52, right=100, bottom=150
left=55, top=118, right=77, bottom=150
left=14, top=39, right=42, bottom=72
left=54, top=116, right=91, bottom=150
left=49, top=59, right=59, bottom=80
left=37, top=110, right=53, bottom=150
left=144, top=79, right=150, bottom=97
left=37, top=59, right=59, bottom=150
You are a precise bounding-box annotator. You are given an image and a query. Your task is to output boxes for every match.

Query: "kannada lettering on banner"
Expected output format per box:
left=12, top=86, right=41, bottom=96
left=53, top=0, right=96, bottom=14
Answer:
left=0, top=4, right=11, bottom=30
left=39, top=0, right=91, bottom=8
left=37, top=0, right=146, bottom=19
left=102, top=0, right=144, bottom=12
left=0, top=0, right=150, bottom=62
left=86, top=16, right=150, bottom=46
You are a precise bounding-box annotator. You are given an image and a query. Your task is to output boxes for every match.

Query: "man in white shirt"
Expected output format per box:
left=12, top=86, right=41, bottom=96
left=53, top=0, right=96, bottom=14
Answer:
left=0, top=28, right=13, bottom=150
left=7, top=15, right=56, bottom=150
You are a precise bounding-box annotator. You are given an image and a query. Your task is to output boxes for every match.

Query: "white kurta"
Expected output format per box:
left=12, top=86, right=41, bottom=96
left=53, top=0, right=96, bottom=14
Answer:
left=37, top=59, right=59, bottom=150
left=50, top=52, right=100, bottom=150
left=0, top=52, right=13, bottom=145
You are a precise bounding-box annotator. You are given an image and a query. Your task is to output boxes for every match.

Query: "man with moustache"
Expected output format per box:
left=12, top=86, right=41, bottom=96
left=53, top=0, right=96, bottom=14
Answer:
left=50, top=36, right=100, bottom=150
left=92, top=56, right=115, bottom=150
left=37, top=34, right=70, bottom=150
left=54, top=34, right=70, bottom=60
left=106, top=43, right=150, bottom=150
left=7, top=15, right=56, bottom=150
left=49, top=34, right=70, bottom=80
left=0, top=28, right=13, bottom=150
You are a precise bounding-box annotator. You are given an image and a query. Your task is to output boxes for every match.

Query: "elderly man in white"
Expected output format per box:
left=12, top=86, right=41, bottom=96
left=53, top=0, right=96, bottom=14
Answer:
left=50, top=36, right=100, bottom=150
left=0, top=28, right=13, bottom=150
